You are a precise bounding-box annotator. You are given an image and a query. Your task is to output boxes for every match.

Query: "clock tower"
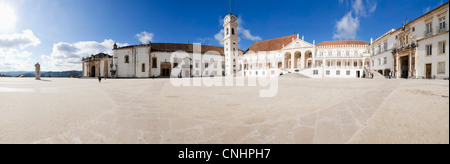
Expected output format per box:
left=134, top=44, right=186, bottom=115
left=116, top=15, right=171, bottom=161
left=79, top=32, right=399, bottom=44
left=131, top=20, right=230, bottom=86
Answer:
left=223, top=14, right=239, bottom=77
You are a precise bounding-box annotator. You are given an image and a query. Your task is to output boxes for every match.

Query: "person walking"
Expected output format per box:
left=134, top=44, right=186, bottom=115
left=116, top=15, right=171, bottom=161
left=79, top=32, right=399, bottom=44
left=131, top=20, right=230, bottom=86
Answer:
left=389, top=72, right=392, bottom=79
left=98, top=76, right=102, bottom=83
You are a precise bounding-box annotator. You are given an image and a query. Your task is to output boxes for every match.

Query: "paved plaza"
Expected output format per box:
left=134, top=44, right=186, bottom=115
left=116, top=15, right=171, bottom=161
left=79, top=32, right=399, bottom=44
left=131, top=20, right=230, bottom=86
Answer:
left=0, top=77, right=448, bottom=144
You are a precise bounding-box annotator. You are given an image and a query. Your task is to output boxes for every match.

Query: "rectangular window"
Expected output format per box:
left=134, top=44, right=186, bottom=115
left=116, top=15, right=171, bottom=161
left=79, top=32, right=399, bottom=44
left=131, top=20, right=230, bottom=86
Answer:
left=426, top=23, right=433, bottom=33
left=346, top=70, right=350, bottom=75
left=384, top=42, right=388, bottom=51
left=337, top=62, right=341, bottom=67
left=412, top=27, right=415, bottom=32
left=378, top=59, right=381, bottom=65
left=195, top=62, right=199, bottom=68
left=196, top=71, right=199, bottom=76
left=439, top=41, right=446, bottom=55
left=205, top=71, right=209, bottom=76
left=426, top=44, right=433, bottom=56
left=354, top=62, right=358, bottom=67
left=214, top=62, right=217, bottom=68
left=378, top=45, right=382, bottom=53
left=320, top=52, right=323, bottom=57
left=439, top=17, right=446, bottom=29
left=205, top=62, right=209, bottom=68
left=384, top=57, right=387, bottom=64
left=438, top=62, right=445, bottom=74
left=326, top=70, right=330, bottom=75
left=152, top=58, right=157, bottom=68
left=125, top=56, right=129, bottom=63
left=336, top=70, right=340, bottom=75
left=141, top=64, right=145, bottom=72
left=313, top=70, right=319, bottom=75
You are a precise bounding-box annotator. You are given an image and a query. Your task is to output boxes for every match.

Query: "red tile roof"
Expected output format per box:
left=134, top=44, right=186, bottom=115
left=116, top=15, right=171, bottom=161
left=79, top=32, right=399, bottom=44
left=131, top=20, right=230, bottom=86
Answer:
left=247, top=35, right=297, bottom=52
left=115, top=43, right=244, bottom=55
left=316, top=40, right=369, bottom=47
left=151, top=43, right=226, bottom=55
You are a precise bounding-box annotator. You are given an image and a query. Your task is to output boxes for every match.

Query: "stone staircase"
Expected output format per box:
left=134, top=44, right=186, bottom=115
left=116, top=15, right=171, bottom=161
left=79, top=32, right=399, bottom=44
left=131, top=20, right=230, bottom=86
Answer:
left=364, top=67, right=385, bottom=79
left=279, top=72, right=310, bottom=79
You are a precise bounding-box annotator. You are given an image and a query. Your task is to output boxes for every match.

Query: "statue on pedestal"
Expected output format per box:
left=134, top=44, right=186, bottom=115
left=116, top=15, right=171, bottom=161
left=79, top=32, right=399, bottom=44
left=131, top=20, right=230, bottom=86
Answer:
left=35, top=62, right=41, bottom=80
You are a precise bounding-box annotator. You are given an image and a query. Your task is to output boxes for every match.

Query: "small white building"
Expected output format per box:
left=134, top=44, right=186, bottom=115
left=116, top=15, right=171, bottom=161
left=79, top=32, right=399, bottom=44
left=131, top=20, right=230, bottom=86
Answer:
left=108, top=43, right=226, bottom=78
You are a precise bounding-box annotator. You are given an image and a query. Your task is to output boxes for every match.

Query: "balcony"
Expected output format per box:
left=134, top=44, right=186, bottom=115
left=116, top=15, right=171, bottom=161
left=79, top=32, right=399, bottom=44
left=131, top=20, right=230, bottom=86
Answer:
left=424, top=30, right=433, bottom=38
left=392, top=39, right=418, bottom=54
left=437, top=26, right=448, bottom=34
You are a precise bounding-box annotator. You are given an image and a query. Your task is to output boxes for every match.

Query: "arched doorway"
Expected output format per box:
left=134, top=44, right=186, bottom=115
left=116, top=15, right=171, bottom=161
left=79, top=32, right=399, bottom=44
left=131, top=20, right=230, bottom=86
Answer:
left=90, top=66, right=96, bottom=77
left=284, top=52, right=291, bottom=69
left=356, top=71, right=360, bottom=78
left=294, top=51, right=301, bottom=68
left=305, top=51, right=313, bottom=68
left=378, top=70, right=383, bottom=75
left=160, top=62, right=171, bottom=78
left=400, top=56, right=409, bottom=78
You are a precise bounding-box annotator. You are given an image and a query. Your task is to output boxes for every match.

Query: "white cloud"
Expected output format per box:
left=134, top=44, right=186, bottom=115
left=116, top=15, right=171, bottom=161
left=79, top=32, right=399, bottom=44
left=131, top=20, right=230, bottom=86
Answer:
left=333, top=12, right=360, bottom=40
left=0, top=30, right=40, bottom=71
left=0, top=49, right=34, bottom=71
left=352, top=0, right=364, bottom=16
left=40, top=39, right=128, bottom=71
left=333, top=0, right=377, bottom=40
left=239, top=27, right=262, bottom=42
left=214, top=16, right=262, bottom=45
left=0, top=30, right=41, bottom=49
left=423, top=0, right=444, bottom=14
left=136, top=31, right=154, bottom=44
left=214, top=29, right=225, bottom=46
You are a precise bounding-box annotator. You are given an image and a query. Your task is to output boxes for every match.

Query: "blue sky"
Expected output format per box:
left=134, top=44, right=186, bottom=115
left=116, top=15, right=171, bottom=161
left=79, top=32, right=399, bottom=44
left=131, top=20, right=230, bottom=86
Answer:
left=0, top=0, right=448, bottom=71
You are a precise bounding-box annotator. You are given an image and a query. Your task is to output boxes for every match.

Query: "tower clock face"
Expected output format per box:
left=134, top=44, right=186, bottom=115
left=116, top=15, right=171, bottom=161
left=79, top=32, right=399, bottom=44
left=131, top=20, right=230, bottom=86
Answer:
left=231, top=16, right=236, bottom=22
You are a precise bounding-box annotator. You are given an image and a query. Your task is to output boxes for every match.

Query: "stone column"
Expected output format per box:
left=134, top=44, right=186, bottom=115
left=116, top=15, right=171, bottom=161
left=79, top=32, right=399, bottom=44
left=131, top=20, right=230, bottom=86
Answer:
left=312, top=51, right=316, bottom=68
left=35, top=62, right=41, bottom=80
left=291, top=52, right=295, bottom=70
left=396, top=53, right=400, bottom=79
left=408, top=49, right=412, bottom=78
left=301, top=52, right=305, bottom=69
left=362, top=58, right=365, bottom=78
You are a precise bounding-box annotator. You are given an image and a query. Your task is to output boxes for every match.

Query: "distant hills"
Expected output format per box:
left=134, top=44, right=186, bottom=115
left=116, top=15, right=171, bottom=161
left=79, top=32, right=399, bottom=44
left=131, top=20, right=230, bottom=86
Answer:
left=0, top=71, right=82, bottom=77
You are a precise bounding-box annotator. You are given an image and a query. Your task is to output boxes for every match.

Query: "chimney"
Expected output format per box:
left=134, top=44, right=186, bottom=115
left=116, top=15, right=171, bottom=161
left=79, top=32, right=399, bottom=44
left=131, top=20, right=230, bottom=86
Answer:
left=370, top=38, right=373, bottom=44
left=187, top=40, right=190, bottom=45
left=313, top=40, right=315, bottom=45
left=302, top=36, right=304, bottom=40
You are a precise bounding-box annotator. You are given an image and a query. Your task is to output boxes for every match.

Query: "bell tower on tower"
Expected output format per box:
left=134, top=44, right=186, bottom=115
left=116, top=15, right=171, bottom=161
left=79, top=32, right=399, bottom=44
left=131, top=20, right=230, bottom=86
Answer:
left=223, top=14, right=239, bottom=77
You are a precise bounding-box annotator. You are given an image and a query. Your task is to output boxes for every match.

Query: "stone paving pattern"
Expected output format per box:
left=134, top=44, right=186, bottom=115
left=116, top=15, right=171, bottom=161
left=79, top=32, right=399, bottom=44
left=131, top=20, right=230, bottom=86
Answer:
left=0, top=77, right=448, bottom=144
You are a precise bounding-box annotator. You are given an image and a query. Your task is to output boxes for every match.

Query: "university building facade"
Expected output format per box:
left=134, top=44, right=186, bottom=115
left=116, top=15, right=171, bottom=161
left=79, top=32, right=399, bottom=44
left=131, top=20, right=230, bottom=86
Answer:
left=82, top=2, right=448, bottom=80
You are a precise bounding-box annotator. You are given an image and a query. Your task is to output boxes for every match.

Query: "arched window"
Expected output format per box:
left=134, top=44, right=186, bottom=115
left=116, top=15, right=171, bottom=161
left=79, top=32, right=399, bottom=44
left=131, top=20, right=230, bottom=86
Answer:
left=232, top=28, right=235, bottom=35
left=124, top=55, right=129, bottom=63
left=141, top=63, right=145, bottom=72
left=226, top=28, right=229, bottom=35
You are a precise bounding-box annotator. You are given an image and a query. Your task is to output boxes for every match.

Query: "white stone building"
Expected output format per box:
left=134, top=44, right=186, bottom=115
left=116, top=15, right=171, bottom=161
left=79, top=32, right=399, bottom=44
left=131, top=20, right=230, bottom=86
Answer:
left=240, top=36, right=370, bottom=78
left=367, top=2, right=449, bottom=79
left=108, top=43, right=226, bottom=78
left=82, top=3, right=448, bottom=80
